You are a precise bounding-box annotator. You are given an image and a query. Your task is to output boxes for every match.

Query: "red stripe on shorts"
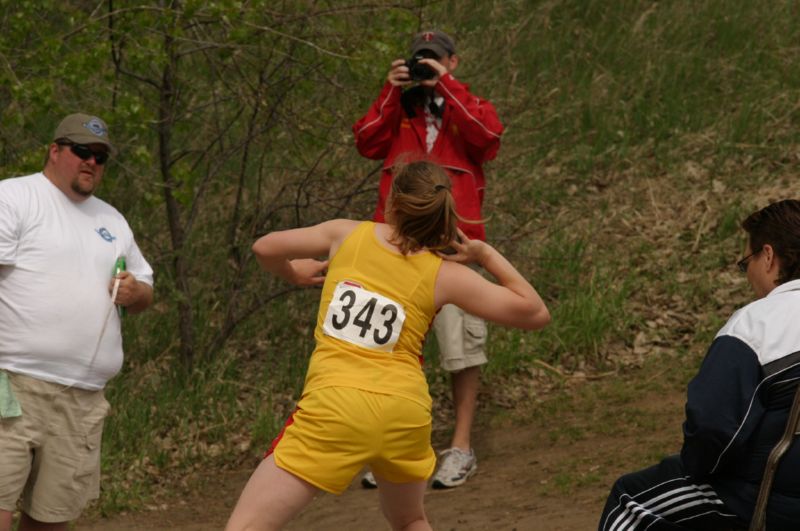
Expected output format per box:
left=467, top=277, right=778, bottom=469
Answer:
left=264, top=406, right=298, bottom=459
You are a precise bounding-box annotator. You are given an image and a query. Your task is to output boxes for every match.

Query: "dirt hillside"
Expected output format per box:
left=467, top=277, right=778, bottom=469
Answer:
left=76, top=362, right=687, bottom=531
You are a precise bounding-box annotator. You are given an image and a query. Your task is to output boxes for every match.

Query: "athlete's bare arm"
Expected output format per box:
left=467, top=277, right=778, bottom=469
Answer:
left=252, top=219, right=360, bottom=286
left=434, top=229, right=550, bottom=330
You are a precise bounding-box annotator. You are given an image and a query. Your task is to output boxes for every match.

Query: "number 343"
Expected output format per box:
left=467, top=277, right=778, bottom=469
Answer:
left=322, top=281, right=407, bottom=352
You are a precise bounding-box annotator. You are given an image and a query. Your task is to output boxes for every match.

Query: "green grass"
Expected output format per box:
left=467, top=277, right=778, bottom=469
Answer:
left=96, top=289, right=325, bottom=513
left=99, top=356, right=245, bottom=511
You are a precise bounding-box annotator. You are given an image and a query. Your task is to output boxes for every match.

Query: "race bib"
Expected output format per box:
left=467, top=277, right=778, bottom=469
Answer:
left=323, top=281, right=406, bottom=352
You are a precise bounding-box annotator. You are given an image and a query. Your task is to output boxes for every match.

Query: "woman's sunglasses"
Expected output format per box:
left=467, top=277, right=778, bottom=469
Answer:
left=57, top=141, right=110, bottom=165
left=736, top=249, right=760, bottom=273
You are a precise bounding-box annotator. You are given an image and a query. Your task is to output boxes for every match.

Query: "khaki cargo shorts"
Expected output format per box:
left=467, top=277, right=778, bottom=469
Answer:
left=433, top=304, right=488, bottom=372
left=0, top=371, right=109, bottom=523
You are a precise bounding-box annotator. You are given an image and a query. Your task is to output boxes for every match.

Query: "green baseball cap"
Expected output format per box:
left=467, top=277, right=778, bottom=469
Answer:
left=53, top=113, right=116, bottom=154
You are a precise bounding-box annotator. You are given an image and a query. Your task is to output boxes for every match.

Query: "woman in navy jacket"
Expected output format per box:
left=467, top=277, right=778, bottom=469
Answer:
left=599, top=199, right=800, bottom=531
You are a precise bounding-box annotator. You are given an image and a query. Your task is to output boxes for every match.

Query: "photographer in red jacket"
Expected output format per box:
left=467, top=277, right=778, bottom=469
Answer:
left=353, top=30, right=504, bottom=489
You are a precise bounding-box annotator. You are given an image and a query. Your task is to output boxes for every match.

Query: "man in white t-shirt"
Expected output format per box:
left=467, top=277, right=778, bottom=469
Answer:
left=0, top=113, right=154, bottom=531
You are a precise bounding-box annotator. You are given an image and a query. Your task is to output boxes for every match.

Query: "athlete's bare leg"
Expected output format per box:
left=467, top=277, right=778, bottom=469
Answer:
left=225, top=455, right=318, bottom=531
left=375, top=475, right=431, bottom=531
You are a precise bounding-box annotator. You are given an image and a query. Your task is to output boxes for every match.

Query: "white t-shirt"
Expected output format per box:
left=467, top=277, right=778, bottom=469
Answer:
left=0, top=173, right=154, bottom=390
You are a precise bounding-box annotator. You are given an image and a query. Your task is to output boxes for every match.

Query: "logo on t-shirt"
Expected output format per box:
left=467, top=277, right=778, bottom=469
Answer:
left=95, top=227, right=116, bottom=242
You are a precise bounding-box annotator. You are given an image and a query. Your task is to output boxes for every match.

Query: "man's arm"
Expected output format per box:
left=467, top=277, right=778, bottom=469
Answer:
left=114, top=232, right=154, bottom=315
left=352, top=60, right=408, bottom=160
left=680, top=335, right=764, bottom=479
left=0, top=191, right=21, bottom=266
left=437, top=73, right=503, bottom=161
left=113, top=272, right=153, bottom=314
left=419, top=59, right=504, bottom=162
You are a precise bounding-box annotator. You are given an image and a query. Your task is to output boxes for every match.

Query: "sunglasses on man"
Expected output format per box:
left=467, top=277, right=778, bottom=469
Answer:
left=57, top=141, right=110, bottom=165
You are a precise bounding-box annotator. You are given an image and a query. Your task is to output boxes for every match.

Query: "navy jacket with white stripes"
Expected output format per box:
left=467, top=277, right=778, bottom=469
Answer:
left=681, top=278, right=800, bottom=525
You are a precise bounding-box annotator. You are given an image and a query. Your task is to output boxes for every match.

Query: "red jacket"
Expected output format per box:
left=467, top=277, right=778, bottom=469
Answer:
left=353, top=73, right=503, bottom=241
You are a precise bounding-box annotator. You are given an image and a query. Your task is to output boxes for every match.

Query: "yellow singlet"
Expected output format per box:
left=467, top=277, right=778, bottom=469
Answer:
left=303, top=221, right=442, bottom=410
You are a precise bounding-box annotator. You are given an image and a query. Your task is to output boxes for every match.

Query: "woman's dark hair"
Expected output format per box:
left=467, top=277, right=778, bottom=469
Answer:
left=387, top=160, right=459, bottom=255
left=742, top=199, right=800, bottom=284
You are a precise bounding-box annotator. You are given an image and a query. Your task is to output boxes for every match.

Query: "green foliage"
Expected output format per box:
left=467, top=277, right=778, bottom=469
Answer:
left=99, top=351, right=262, bottom=513
left=488, top=231, right=631, bottom=373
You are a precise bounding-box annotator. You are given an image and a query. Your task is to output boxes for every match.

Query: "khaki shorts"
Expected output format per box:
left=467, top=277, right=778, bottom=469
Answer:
left=433, top=304, right=488, bottom=372
left=0, top=371, right=109, bottom=523
left=271, top=387, right=435, bottom=494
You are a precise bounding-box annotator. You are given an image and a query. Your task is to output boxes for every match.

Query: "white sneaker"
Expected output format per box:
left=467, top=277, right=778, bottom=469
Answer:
left=431, top=447, right=477, bottom=489
left=361, top=470, right=378, bottom=489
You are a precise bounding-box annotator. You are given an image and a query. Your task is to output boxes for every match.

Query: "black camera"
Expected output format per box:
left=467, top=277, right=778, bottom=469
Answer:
left=405, top=54, right=437, bottom=81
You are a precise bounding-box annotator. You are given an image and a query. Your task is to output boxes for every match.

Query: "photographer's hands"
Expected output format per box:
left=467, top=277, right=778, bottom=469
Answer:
left=417, top=58, right=448, bottom=87
left=387, top=57, right=448, bottom=88
left=387, top=59, right=412, bottom=87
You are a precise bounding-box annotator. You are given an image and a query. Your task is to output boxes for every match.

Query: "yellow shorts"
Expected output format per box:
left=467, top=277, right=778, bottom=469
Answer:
left=270, top=386, right=435, bottom=494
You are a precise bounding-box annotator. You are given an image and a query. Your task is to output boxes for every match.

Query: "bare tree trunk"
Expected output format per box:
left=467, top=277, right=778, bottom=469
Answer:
left=158, top=11, right=195, bottom=368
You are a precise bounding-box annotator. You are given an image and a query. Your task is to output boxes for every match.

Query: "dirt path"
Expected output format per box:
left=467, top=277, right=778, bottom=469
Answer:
left=75, top=365, right=687, bottom=531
